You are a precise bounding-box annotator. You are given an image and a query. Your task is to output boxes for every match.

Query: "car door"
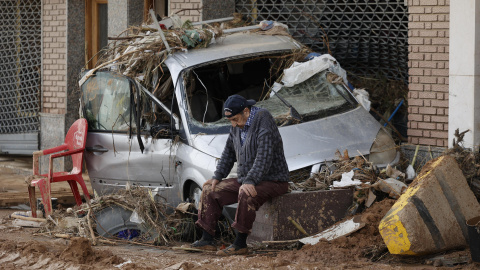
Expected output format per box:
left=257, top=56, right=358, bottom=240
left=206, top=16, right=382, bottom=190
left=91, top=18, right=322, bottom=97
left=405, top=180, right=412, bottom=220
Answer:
left=81, top=71, right=178, bottom=195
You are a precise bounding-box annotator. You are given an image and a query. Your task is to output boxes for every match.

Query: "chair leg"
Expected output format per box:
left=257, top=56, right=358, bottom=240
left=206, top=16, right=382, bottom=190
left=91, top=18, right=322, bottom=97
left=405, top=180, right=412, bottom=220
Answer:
left=28, top=185, right=37, bottom=218
left=77, top=179, right=91, bottom=203
left=68, top=180, right=83, bottom=206
left=36, top=178, right=53, bottom=217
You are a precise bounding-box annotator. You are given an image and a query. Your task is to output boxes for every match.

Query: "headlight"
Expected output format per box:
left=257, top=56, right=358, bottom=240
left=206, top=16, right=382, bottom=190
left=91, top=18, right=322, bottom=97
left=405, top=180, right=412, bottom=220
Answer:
left=368, top=127, right=398, bottom=166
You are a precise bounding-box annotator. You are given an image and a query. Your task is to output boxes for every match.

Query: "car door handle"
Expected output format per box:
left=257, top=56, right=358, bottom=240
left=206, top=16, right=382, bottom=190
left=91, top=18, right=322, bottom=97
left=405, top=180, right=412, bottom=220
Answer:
left=86, top=146, right=109, bottom=153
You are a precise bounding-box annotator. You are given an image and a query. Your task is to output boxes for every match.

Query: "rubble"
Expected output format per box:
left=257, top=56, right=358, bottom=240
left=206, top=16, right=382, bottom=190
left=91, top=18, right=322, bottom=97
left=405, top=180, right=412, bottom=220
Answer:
left=33, top=187, right=212, bottom=247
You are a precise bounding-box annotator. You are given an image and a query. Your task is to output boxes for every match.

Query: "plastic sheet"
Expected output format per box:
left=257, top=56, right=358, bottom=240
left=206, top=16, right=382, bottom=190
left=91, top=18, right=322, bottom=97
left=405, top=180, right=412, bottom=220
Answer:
left=282, top=54, right=349, bottom=87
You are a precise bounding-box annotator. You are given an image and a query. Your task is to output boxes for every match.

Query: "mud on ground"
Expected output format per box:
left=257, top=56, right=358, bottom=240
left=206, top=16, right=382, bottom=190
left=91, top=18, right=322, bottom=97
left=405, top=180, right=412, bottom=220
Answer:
left=1, top=199, right=477, bottom=270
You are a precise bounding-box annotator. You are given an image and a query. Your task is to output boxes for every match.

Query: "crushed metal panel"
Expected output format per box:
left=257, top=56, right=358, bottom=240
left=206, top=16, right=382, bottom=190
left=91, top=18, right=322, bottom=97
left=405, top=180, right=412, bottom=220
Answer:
left=249, top=189, right=353, bottom=242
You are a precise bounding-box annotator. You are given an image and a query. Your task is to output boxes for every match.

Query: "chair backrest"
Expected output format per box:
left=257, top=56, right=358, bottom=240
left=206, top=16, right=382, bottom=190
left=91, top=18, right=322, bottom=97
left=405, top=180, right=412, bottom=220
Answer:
left=65, top=118, right=88, bottom=173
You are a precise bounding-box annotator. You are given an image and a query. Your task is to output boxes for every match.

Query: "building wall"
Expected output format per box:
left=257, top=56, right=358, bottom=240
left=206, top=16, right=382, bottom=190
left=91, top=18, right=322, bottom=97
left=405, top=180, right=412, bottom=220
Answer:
left=202, top=0, right=234, bottom=20
left=42, top=0, right=67, bottom=115
left=407, top=0, right=450, bottom=147
left=170, top=0, right=202, bottom=22
left=40, top=0, right=68, bottom=172
left=109, top=0, right=144, bottom=37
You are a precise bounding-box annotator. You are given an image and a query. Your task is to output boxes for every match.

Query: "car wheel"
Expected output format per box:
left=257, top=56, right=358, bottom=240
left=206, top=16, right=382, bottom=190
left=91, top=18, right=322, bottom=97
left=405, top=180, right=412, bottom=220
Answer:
left=189, top=183, right=202, bottom=210
left=94, top=205, right=143, bottom=237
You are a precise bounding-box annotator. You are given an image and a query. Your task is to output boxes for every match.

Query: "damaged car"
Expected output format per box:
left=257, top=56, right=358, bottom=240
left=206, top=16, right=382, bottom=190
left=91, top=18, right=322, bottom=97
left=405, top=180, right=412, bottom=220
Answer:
left=81, top=32, right=399, bottom=213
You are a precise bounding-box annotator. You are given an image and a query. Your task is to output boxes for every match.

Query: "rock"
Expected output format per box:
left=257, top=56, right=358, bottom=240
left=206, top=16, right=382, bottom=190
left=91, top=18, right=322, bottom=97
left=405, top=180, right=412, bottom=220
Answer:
left=379, top=155, right=480, bottom=255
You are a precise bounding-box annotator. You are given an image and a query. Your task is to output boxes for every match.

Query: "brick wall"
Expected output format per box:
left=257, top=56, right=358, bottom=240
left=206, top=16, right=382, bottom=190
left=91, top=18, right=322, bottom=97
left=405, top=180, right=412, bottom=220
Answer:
left=407, top=0, right=449, bottom=146
left=42, top=0, right=67, bottom=114
left=170, top=0, right=202, bottom=22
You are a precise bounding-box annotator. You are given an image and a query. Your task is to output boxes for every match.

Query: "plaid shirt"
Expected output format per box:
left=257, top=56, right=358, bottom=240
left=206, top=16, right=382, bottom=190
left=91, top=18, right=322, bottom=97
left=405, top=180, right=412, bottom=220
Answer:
left=240, top=106, right=259, bottom=146
left=213, top=108, right=289, bottom=185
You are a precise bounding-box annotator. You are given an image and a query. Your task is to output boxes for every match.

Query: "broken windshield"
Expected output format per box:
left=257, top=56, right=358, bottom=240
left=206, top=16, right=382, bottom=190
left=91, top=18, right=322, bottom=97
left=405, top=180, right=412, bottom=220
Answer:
left=187, top=69, right=357, bottom=135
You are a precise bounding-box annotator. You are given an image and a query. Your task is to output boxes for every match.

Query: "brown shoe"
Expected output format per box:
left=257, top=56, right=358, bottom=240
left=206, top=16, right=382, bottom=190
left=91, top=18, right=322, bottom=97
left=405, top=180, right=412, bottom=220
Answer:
left=216, top=244, right=248, bottom=256
left=189, top=239, right=217, bottom=251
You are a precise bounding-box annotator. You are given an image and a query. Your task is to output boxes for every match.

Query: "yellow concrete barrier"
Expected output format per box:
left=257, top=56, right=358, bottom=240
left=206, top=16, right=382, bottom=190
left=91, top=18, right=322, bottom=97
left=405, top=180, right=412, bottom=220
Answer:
left=379, top=155, right=480, bottom=255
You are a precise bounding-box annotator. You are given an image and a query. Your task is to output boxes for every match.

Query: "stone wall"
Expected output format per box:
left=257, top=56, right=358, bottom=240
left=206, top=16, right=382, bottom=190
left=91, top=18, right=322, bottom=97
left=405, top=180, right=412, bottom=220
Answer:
left=407, top=0, right=450, bottom=146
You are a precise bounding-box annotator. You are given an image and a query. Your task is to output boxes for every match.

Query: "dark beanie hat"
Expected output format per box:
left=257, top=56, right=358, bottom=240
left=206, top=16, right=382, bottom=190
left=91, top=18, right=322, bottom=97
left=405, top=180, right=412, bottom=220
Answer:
left=223, top=94, right=256, bottom=118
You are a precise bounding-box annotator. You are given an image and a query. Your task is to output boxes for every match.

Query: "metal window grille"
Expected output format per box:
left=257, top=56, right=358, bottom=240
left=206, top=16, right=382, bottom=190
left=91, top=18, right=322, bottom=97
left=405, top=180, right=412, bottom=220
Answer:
left=236, top=0, right=408, bottom=82
left=0, top=0, right=41, bottom=134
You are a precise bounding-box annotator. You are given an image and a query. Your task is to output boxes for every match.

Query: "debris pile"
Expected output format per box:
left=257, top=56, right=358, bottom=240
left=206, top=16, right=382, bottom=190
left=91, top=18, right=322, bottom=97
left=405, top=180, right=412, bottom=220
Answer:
left=34, top=187, right=206, bottom=247
left=80, top=13, right=291, bottom=93
left=290, top=149, right=408, bottom=211
left=445, top=129, right=480, bottom=201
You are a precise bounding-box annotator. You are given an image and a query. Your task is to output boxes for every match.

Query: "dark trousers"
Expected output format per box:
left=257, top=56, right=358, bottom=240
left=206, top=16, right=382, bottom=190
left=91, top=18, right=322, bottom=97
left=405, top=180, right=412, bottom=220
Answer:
left=195, top=178, right=289, bottom=235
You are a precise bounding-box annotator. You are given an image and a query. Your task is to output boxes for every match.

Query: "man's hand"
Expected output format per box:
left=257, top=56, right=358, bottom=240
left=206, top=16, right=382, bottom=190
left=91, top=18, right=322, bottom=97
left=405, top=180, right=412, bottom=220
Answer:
left=239, top=184, right=257, bottom=197
left=203, top=179, right=219, bottom=191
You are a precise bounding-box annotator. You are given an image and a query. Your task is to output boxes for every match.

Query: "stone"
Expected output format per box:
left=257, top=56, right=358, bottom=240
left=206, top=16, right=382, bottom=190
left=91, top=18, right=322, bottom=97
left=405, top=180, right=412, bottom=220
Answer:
left=379, top=155, right=480, bottom=255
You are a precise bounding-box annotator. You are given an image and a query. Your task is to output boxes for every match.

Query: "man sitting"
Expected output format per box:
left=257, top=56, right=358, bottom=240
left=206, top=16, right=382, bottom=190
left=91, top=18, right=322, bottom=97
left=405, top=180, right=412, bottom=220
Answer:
left=191, top=94, right=290, bottom=255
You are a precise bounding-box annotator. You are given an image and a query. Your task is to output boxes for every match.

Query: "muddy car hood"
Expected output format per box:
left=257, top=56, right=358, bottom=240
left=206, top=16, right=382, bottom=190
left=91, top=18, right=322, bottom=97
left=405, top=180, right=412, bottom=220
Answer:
left=190, top=106, right=381, bottom=171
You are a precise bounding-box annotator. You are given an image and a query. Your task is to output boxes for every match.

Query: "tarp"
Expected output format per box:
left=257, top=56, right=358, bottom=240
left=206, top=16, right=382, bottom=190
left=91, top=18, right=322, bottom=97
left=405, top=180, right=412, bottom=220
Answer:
left=281, top=54, right=349, bottom=87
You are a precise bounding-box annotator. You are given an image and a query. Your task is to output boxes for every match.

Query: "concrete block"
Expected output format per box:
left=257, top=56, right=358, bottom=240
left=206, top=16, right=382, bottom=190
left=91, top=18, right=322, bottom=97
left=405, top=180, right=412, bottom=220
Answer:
left=379, top=155, right=480, bottom=255
left=248, top=189, right=353, bottom=242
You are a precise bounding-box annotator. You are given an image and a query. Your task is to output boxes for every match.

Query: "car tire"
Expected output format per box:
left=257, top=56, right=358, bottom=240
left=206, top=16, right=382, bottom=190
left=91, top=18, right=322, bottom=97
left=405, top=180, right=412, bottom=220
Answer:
left=189, top=183, right=202, bottom=210
left=94, top=205, right=144, bottom=237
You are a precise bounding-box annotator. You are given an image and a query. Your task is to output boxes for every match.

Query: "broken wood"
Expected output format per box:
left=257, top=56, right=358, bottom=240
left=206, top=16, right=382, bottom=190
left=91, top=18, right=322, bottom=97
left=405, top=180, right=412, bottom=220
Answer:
left=87, top=208, right=97, bottom=246
left=262, top=239, right=299, bottom=245
left=287, top=216, right=309, bottom=236
left=172, top=246, right=210, bottom=252
left=11, top=213, right=47, bottom=223
left=12, top=219, right=44, bottom=228
left=370, top=107, right=407, bottom=142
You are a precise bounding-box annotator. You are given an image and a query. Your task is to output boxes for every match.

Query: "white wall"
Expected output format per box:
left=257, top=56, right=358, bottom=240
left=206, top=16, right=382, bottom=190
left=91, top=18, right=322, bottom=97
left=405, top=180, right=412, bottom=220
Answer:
left=449, top=0, right=480, bottom=148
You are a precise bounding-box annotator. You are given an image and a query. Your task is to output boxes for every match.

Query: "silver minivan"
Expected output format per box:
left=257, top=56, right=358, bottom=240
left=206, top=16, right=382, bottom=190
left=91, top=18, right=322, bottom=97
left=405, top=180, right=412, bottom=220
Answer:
left=81, top=32, right=399, bottom=209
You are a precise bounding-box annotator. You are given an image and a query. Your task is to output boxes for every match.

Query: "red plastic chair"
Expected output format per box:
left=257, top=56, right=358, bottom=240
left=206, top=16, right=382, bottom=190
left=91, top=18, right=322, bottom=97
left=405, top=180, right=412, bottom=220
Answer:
left=28, top=118, right=90, bottom=217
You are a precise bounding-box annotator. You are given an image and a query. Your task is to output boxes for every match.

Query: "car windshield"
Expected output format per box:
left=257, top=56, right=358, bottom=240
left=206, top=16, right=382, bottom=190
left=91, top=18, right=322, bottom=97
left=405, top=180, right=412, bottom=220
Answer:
left=187, top=69, right=357, bottom=134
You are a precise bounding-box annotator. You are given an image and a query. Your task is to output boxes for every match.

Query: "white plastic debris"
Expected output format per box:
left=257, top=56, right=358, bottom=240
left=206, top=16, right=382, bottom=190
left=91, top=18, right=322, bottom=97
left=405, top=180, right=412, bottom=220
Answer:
left=299, top=216, right=365, bottom=245
left=269, top=82, right=284, bottom=97
left=352, top=88, right=371, bottom=111
left=115, top=260, right=133, bottom=268
left=332, top=170, right=363, bottom=188
left=129, top=209, right=145, bottom=224
left=282, top=54, right=349, bottom=87
left=406, top=165, right=416, bottom=180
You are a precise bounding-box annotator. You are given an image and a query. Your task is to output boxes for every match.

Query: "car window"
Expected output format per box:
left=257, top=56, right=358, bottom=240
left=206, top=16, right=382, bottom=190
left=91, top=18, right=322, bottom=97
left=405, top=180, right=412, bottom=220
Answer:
left=256, top=71, right=357, bottom=122
left=82, top=72, right=134, bottom=132
left=184, top=55, right=357, bottom=135
left=137, top=86, right=179, bottom=139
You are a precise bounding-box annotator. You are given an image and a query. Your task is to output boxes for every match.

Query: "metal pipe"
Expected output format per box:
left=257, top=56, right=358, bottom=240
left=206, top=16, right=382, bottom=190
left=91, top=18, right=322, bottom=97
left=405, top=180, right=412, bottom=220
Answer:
left=223, top=25, right=260, bottom=33
left=149, top=9, right=171, bottom=53
left=383, top=99, right=404, bottom=127
left=192, top=17, right=234, bottom=26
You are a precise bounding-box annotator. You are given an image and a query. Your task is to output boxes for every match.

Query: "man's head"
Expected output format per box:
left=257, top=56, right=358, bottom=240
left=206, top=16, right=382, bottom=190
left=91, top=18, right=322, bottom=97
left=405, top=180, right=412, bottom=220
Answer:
left=224, top=95, right=256, bottom=128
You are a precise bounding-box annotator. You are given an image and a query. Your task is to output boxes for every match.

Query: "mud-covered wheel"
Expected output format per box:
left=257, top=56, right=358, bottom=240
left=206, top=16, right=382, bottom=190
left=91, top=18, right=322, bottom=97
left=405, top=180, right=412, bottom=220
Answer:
left=94, top=205, right=147, bottom=238
left=189, top=183, right=202, bottom=210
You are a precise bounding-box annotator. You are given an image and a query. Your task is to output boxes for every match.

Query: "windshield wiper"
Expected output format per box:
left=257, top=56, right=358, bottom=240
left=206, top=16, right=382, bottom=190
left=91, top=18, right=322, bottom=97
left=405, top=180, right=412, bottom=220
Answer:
left=266, top=80, right=302, bottom=122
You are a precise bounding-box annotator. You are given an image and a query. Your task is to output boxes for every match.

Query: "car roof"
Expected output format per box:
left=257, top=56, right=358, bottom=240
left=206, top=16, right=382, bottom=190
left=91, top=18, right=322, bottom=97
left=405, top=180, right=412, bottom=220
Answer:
left=166, top=32, right=301, bottom=69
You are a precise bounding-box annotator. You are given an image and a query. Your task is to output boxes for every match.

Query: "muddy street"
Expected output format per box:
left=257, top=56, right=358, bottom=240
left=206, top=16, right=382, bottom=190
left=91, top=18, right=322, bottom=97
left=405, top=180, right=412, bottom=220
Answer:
left=0, top=201, right=474, bottom=269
